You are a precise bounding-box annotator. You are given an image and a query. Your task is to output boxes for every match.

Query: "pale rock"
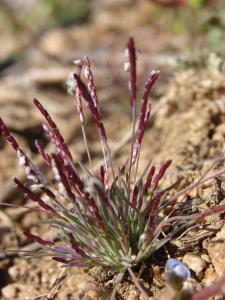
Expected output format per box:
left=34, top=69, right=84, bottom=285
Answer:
left=127, top=287, right=140, bottom=300
left=39, top=29, right=71, bottom=56
left=207, top=224, right=225, bottom=276
left=183, top=253, right=207, bottom=279
left=201, top=254, right=211, bottom=264
left=8, top=264, right=20, bottom=280
left=202, top=265, right=217, bottom=286
left=1, top=284, right=17, bottom=299
left=200, top=79, right=212, bottom=89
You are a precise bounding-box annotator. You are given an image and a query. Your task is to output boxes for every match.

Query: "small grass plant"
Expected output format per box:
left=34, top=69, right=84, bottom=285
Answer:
left=1, top=38, right=225, bottom=299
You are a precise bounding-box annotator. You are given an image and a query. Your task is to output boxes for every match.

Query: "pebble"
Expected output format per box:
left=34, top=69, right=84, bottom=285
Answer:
left=127, top=287, right=139, bottom=300
left=183, top=253, right=207, bottom=279
left=207, top=224, right=225, bottom=276
left=1, top=284, right=17, bottom=299
left=202, top=265, right=217, bottom=286
left=200, top=79, right=212, bottom=89
left=201, top=254, right=211, bottom=264
left=39, top=28, right=72, bottom=56
left=8, top=264, right=20, bottom=280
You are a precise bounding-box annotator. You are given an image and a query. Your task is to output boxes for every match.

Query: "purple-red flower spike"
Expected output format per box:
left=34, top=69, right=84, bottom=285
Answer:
left=69, top=233, right=83, bottom=255
left=130, top=185, right=139, bottom=206
left=35, top=140, right=52, bottom=167
left=52, top=257, right=70, bottom=263
left=23, top=231, right=54, bottom=246
left=140, top=192, right=164, bottom=242
left=0, top=118, right=20, bottom=151
left=84, top=56, right=99, bottom=108
left=52, top=155, right=77, bottom=204
left=0, top=118, right=46, bottom=186
left=13, top=177, right=56, bottom=214
left=33, top=98, right=73, bottom=162
left=85, top=193, right=105, bottom=230
left=139, top=70, right=159, bottom=129
left=99, top=165, right=106, bottom=184
left=132, top=71, right=159, bottom=163
left=145, top=165, right=155, bottom=190
left=140, top=71, right=159, bottom=114
left=75, top=85, right=85, bottom=125
left=73, top=73, right=107, bottom=141
left=152, top=159, right=172, bottom=191
left=144, top=103, right=151, bottom=126
left=64, top=165, right=84, bottom=193
left=150, top=191, right=164, bottom=218
left=126, top=37, right=137, bottom=108
left=73, top=63, right=85, bottom=124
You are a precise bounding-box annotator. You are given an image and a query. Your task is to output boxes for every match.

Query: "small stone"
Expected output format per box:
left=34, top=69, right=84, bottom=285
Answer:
left=153, top=265, right=161, bottom=276
left=207, top=224, right=225, bottom=276
left=39, top=29, right=71, bottom=56
left=201, top=254, right=211, bottom=264
left=2, top=284, right=17, bottom=299
left=82, top=279, right=99, bottom=300
left=200, top=79, right=212, bottom=89
left=83, top=289, right=99, bottom=300
left=127, top=287, right=139, bottom=300
left=202, top=265, right=217, bottom=286
left=158, top=287, right=176, bottom=300
left=8, top=265, right=19, bottom=280
left=183, top=254, right=206, bottom=279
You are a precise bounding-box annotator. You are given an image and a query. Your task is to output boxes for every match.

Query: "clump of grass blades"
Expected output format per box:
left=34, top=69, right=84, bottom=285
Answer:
left=1, top=38, right=225, bottom=299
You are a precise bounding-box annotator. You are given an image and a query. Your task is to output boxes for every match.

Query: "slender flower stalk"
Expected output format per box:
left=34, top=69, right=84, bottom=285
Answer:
left=126, top=37, right=137, bottom=185
left=71, top=61, right=92, bottom=168
left=132, top=70, right=159, bottom=165
left=190, top=273, right=225, bottom=300
left=73, top=72, right=115, bottom=180
left=35, top=140, right=52, bottom=167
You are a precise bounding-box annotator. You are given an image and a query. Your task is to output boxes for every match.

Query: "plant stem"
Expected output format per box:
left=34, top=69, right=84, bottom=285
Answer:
left=128, top=267, right=149, bottom=300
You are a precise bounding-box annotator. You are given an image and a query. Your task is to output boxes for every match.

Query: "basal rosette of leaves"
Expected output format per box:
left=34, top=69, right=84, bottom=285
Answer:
left=1, top=38, right=225, bottom=298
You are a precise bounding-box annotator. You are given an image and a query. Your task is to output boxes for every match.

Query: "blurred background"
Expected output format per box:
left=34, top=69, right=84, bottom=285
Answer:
left=1, top=0, right=225, bottom=128
left=1, top=1, right=225, bottom=298
left=1, top=0, right=224, bottom=151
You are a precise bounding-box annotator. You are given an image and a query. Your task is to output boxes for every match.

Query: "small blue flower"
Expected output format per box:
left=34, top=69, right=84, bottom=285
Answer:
left=165, top=258, right=191, bottom=281
left=164, top=258, right=191, bottom=290
left=166, top=258, right=181, bottom=271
